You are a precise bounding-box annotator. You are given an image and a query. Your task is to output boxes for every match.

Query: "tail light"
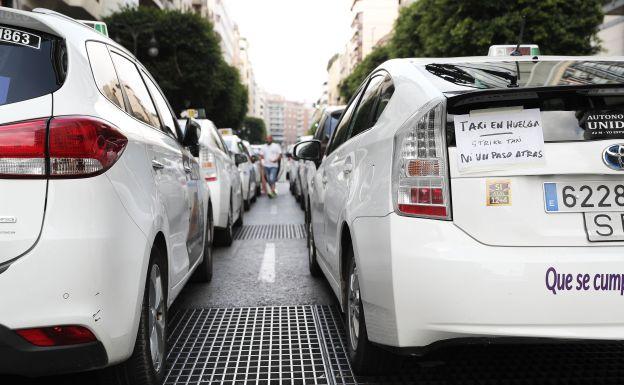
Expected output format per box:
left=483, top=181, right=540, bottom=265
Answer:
left=16, top=325, right=96, bottom=347
left=200, top=148, right=218, bottom=182
left=392, top=100, right=451, bottom=219
left=0, top=116, right=127, bottom=179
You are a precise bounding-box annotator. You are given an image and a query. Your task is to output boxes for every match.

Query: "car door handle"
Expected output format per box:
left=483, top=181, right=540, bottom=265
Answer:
left=184, top=165, right=192, bottom=174
left=151, top=160, right=165, bottom=170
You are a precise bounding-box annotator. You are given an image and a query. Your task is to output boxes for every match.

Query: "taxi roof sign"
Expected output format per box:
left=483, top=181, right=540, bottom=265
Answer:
left=219, top=128, right=234, bottom=136
left=80, top=20, right=108, bottom=37
left=488, top=44, right=540, bottom=57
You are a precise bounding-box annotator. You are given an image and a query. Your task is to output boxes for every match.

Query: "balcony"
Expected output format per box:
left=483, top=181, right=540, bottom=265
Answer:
left=604, top=0, right=624, bottom=14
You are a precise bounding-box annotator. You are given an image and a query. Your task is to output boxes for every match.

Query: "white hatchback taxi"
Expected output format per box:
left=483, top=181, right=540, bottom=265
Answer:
left=0, top=8, right=211, bottom=385
left=179, top=118, right=244, bottom=247
left=295, top=51, right=624, bottom=374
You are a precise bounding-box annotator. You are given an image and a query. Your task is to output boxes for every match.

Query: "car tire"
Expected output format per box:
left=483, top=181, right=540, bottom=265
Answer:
left=192, top=205, right=214, bottom=283
left=100, top=248, right=167, bottom=385
left=215, top=203, right=233, bottom=247
left=345, top=255, right=400, bottom=375
left=256, top=184, right=261, bottom=197
left=234, top=194, right=244, bottom=227
left=244, top=184, right=251, bottom=211
left=306, top=205, right=321, bottom=277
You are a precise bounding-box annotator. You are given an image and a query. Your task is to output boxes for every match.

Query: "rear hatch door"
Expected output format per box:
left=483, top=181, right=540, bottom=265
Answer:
left=448, top=85, right=624, bottom=246
left=0, top=11, right=64, bottom=265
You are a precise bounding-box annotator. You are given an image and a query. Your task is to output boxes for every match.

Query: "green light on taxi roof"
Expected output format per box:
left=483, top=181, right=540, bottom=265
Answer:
left=79, top=20, right=109, bottom=37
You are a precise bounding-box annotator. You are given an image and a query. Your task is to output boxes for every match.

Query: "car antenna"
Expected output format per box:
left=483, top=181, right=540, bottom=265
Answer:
left=507, top=16, right=525, bottom=88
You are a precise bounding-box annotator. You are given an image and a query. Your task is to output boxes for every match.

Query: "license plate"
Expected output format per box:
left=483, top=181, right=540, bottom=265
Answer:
left=544, top=182, right=624, bottom=213
left=0, top=26, right=41, bottom=49
left=585, top=212, right=624, bottom=242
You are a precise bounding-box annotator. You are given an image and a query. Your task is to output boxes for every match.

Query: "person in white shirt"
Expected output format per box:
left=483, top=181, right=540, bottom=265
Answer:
left=261, top=135, right=282, bottom=198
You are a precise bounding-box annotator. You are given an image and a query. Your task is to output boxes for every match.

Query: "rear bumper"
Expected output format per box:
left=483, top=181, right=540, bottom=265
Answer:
left=0, top=175, right=150, bottom=372
left=352, top=213, right=624, bottom=348
left=0, top=324, right=107, bottom=377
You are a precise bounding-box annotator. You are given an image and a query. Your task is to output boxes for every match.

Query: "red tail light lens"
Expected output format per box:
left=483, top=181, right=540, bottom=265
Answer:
left=16, top=325, right=97, bottom=347
left=0, top=118, right=48, bottom=177
left=392, top=101, right=451, bottom=219
left=49, top=117, right=128, bottom=177
left=0, top=116, right=127, bottom=179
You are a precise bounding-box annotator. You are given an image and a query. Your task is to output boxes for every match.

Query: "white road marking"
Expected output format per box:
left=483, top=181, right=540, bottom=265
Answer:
left=270, top=205, right=277, bottom=215
left=258, top=242, right=276, bottom=283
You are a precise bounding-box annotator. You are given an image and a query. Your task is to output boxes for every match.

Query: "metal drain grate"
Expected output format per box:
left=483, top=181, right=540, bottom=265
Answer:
left=165, top=306, right=331, bottom=385
left=234, top=224, right=306, bottom=240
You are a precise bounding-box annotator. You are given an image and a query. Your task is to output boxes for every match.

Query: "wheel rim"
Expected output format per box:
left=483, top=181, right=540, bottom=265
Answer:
left=148, top=264, right=165, bottom=372
left=348, top=264, right=361, bottom=351
left=307, top=214, right=314, bottom=265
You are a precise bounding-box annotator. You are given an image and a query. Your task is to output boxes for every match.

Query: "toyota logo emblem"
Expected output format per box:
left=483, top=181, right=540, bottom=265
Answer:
left=603, top=144, right=624, bottom=171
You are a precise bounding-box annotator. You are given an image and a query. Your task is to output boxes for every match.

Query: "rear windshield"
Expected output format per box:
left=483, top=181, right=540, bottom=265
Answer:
left=0, top=25, right=64, bottom=105
left=446, top=87, right=624, bottom=144
left=427, top=61, right=624, bottom=90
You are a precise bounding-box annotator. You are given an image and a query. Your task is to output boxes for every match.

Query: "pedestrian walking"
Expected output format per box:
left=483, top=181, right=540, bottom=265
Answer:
left=261, top=135, right=282, bottom=198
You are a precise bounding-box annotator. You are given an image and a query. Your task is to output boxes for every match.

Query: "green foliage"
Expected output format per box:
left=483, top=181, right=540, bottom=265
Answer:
left=105, top=7, right=248, bottom=129
left=340, top=0, right=604, bottom=101
left=239, top=116, right=267, bottom=144
left=339, top=45, right=391, bottom=101
left=391, top=0, right=604, bottom=58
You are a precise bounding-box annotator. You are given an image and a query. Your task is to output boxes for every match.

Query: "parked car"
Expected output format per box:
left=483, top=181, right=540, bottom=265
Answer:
left=295, top=54, right=624, bottom=375
left=0, top=8, right=211, bottom=384
left=178, top=118, right=244, bottom=247
left=243, top=140, right=262, bottom=196
left=299, top=108, right=344, bottom=215
left=294, top=135, right=314, bottom=209
left=222, top=133, right=257, bottom=210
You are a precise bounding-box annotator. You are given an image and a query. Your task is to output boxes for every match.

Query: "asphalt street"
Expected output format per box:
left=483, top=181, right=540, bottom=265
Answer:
left=174, top=182, right=336, bottom=309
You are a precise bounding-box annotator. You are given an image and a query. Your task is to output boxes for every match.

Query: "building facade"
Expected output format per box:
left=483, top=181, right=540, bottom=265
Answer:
left=2, top=0, right=137, bottom=20
left=283, top=100, right=313, bottom=146
left=599, top=1, right=624, bottom=56
left=204, top=0, right=240, bottom=66
left=347, top=0, right=398, bottom=72
left=263, top=94, right=286, bottom=143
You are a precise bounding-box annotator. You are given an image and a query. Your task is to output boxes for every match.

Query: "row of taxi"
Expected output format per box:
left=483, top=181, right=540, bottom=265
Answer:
left=293, top=45, right=624, bottom=374
left=0, top=7, right=257, bottom=385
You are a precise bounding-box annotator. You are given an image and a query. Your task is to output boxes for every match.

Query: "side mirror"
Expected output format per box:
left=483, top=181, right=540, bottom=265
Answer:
left=234, top=153, right=248, bottom=166
left=183, top=119, right=201, bottom=157
left=293, top=140, right=322, bottom=162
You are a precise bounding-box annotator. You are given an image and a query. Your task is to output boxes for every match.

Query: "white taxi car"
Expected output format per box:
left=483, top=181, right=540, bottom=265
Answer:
left=295, top=54, right=624, bottom=374
left=222, top=133, right=257, bottom=210
left=179, top=118, right=244, bottom=247
left=0, top=8, right=211, bottom=384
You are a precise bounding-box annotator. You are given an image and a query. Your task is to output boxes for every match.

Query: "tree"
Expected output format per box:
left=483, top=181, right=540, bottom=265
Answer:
left=391, top=0, right=604, bottom=58
left=239, top=117, right=267, bottom=144
left=105, top=7, right=248, bottom=129
left=339, top=45, right=391, bottom=101
left=340, top=0, right=604, bottom=101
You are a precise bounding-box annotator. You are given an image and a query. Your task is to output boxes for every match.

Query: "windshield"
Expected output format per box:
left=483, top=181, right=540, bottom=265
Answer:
left=426, top=61, right=624, bottom=90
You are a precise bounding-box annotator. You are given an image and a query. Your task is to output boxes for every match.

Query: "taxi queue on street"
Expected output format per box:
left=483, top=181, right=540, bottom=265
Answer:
left=3, top=6, right=624, bottom=385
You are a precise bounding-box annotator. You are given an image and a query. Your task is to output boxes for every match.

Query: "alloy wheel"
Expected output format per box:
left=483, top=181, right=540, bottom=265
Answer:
left=348, top=263, right=361, bottom=351
left=148, top=264, right=166, bottom=372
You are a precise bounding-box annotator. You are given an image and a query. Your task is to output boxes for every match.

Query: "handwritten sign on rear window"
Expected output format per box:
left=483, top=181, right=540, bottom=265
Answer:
left=453, top=108, right=545, bottom=173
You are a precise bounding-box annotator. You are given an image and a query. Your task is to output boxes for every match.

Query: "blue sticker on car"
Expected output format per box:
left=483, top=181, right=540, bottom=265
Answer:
left=544, top=183, right=558, bottom=212
left=0, top=76, right=10, bottom=104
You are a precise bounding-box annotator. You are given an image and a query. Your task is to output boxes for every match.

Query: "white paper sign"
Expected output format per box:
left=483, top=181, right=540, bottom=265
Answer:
left=453, top=108, right=545, bottom=172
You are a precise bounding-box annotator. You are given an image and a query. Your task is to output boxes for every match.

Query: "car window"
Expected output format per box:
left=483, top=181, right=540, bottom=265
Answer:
left=371, top=76, right=394, bottom=125
left=327, top=89, right=364, bottom=154
left=314, top=115, right=328, bottom=140
left=0, top=29, right=64, bottom=106
left=86, top=42, right=125, bottom=110
left=141, top=70, right=178, bottom=138
left=110, top=52, right=160, bottom=128
left=348, top=75, right=385, bottom=138
left=210, top=127, right=226, bottom=153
